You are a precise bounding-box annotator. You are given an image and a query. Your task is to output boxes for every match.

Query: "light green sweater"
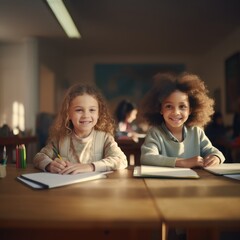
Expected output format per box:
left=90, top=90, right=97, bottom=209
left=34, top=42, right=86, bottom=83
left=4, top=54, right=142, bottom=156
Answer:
left=140, top=124, right=225, bottom=167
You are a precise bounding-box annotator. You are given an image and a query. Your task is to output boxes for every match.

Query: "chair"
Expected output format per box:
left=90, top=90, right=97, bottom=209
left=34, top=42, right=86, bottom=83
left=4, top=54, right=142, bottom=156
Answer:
left=116, top=138, right=144, bottom=166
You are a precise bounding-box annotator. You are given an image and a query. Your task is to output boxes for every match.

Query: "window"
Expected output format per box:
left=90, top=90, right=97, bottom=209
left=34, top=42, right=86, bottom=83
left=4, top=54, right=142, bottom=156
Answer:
left=12, top=101, right=25, bottom=135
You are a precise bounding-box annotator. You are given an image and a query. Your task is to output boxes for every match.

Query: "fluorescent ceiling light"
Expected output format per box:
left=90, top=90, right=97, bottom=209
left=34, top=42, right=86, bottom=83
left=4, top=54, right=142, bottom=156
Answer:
left=46, top=0, right=81, bottom=38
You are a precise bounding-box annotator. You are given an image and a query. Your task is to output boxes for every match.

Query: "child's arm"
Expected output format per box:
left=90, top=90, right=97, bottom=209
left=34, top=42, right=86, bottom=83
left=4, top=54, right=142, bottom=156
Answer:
left=203, top=155, right=221, bottom=167
left=175, top=154, right=221, bottom=168
left=33, top=142, right=68, bottom=173
left=92, top=133, right=128, bottom=171
left=58, top=162, right=94, bottom=175
left=140, top=127, right=177, bottom=167
left=45, top=159, right=68, bottom=173
left=175, top=156, right=204, bottom=168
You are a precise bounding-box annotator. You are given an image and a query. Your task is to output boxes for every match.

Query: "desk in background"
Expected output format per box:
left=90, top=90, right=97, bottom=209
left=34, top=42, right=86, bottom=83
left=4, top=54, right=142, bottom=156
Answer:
left=229, top=137, right=240, bottom=163
left=116, top=138, right=144, bottom=166
left=0, top=136, right=38, bottom=162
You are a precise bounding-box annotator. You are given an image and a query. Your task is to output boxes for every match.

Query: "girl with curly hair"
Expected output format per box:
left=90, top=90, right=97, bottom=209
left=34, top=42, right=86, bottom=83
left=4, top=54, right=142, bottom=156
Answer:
left=34, top=84, right=127, bottom=174
left=140, top=72, right=225, bottom=168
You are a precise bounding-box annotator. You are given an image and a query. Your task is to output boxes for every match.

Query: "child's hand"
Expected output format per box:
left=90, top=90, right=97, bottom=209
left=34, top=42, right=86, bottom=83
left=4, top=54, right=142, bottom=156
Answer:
left=59, top=163, right=95, bottom=175
left=46, top=158, right=68, bottom=173
left=176, top=156, right=204, bottom=168
left=204, top=155, right=220, bottom=167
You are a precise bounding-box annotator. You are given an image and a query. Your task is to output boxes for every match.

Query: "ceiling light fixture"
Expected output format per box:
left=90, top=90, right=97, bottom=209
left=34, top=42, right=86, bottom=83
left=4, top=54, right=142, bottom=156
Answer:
left=46, top=0, right=81, bottom=38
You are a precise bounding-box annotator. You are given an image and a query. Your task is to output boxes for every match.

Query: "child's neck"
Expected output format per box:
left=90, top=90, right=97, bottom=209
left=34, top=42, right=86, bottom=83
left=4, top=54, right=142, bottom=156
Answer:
left=73, top=129, right=93, bottom=139
left=172, top=131, right=183, bottom=142
left=166, top=125, right=184, bottom=142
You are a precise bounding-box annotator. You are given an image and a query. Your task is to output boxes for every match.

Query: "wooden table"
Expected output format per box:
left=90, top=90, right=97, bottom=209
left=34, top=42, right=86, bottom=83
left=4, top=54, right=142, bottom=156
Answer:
left=0, top=165, right=160, bottom=240
left=145, top=169, right=240, bottom=240
left=1, top=165, right=240, bottom=240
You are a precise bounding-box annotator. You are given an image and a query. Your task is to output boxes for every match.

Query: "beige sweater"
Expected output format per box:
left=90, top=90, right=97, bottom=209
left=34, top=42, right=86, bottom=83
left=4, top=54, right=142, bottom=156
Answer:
left=33, top=130, right=128, bottom=172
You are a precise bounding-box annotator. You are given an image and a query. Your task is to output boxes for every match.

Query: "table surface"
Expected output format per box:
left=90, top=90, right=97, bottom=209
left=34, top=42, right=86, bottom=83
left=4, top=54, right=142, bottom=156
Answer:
left=1, top=164, right=240, bottom=240
left=0, top=165, right=159, bottom=230
left=145, top=169, right=240, bottom=229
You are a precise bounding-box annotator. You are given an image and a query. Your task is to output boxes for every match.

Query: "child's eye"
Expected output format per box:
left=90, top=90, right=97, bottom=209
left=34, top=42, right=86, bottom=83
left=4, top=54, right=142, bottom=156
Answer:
left=180, top=105, right=187, bottom=109
left=90, top=109, right=96, bottom=112
left=165, top=104, right=172, bottom=109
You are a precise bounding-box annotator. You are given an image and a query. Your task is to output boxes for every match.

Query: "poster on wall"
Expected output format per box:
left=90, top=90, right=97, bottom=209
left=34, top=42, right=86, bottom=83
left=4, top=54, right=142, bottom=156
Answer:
left=94, top=64, right=185, bottom=107
left=225, top=52, right=240, bottom=113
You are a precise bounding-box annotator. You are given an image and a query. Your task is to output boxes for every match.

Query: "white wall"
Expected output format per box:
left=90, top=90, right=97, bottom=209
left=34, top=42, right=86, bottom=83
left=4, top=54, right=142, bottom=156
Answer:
left=0, top=39, right=39, bottom=134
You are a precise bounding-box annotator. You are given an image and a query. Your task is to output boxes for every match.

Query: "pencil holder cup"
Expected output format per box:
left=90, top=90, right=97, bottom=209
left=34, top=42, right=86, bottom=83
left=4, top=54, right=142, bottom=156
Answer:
left=0, top=165, right=6, bottom=178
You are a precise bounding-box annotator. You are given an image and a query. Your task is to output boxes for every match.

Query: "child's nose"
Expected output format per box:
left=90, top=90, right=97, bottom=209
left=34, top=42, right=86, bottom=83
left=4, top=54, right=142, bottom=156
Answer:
left=173, top=108, right=180, bottom=114
left=83, top=111, right=89, bottom=117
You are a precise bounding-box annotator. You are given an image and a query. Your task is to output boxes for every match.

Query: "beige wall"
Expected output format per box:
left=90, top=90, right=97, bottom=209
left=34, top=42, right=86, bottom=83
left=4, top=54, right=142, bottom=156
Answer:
left=63, top=54, right=198, bottom=113
left=39, top=65, right=55, bottom=113
left=63, top=27, right=240, bottom=126
left=1, top=26, right=240, bottom=133
left=0, top=39, right=38, bottom=133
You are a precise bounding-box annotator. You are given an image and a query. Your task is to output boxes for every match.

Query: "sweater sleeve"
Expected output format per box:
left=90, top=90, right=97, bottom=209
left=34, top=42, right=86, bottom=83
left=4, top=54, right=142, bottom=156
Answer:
left=33, top=138, right=70, bottom=171
left=33, top=143, right=55, bottom=171
left=93, top=133, right=128, bottom=171
left=140, top=127, right=177, bottom=167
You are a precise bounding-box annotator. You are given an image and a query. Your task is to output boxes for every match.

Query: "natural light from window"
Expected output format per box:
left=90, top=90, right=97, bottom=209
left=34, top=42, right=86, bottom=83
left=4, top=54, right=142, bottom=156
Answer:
left=12, top=101, right=25, bottom=135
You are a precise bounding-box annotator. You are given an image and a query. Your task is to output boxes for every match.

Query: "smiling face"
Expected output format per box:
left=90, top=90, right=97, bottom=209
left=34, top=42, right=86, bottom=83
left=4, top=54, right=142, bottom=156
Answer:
left=69, top=94, right=99, bottom=138
left=161, top=90, right=191, bottom=133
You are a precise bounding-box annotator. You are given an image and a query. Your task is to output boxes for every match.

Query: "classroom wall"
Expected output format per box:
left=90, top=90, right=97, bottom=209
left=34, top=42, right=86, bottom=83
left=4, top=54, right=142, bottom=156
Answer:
left=198, top=26, right=240, bottom=125
left=0, top=39, right=39, bottom=134
left=64, top=25, right=240, bottom=126
left=0, top=26, right=240, bottom=133
left=65, top=54, right=199, bottom=84
left=64, top=54, right=199, bottom=113
left=39, top=65, right=55, bottom=113
left=38, top=41, right=67, bottom=113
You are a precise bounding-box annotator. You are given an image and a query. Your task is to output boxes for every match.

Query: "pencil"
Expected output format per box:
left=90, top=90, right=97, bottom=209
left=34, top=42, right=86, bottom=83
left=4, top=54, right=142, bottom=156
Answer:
left=51, top=142, right=62, bottom=160
left=16, top=145, right=19, bottom=168
left=21, top=144, right=27, bottom=168
left=3, top=146, right=6, bottom=160
left=1, top=146, right=8, bottom=165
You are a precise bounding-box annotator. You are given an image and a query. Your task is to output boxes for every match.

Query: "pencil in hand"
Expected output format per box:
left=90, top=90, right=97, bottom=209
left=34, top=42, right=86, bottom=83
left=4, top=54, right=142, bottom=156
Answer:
left=51, top=142, right=62, bottom=160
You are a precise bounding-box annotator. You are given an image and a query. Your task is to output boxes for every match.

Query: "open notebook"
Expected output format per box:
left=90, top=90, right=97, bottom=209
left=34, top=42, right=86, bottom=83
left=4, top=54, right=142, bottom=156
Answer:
left=204, top=163, right=240, bottom=175
left=17, top=171, right=112, bottom=189
left=133, top=165, right=199, bottom=179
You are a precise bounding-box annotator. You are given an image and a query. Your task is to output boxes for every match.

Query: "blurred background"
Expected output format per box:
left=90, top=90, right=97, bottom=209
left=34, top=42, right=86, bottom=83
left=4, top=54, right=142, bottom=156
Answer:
left=0, top=0, right=240, bottom=160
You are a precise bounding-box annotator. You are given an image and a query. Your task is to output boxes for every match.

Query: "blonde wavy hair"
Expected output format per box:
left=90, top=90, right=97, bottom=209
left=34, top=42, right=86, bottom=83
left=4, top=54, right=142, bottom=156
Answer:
left=140, top=72, right=215, bottom=128
left=48, top=84, right=115, bottom=142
